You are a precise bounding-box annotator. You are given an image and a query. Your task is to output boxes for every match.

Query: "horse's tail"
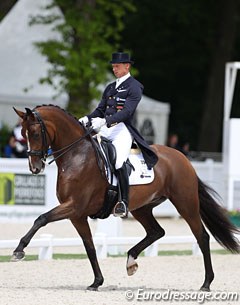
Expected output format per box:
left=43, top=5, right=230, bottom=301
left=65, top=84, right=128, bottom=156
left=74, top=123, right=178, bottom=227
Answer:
left=198, top=177, right=240, bottom=253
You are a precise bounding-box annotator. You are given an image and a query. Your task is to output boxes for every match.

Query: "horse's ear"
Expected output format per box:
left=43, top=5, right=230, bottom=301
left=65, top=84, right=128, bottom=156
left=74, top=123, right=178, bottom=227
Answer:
left=13, top=107, right=25, bottom=119
left=25, top=108, right=33, bottom=115
left=24, top=107, right=35, bottom=120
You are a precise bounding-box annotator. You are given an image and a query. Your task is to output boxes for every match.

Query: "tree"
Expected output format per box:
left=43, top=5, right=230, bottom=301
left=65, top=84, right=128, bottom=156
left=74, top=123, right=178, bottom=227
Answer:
left=198, top=0, right=240, bottom=151
left=123, top=0, right=218, bottom=149
left=123, top=0, right=240, bottom=151
left=30, top=0, right=135, bottom=116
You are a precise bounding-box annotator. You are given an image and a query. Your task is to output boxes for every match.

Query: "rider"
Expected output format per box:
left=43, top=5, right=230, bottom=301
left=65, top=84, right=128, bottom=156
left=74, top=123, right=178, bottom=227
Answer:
left=79, top=52, right=158, bottom=217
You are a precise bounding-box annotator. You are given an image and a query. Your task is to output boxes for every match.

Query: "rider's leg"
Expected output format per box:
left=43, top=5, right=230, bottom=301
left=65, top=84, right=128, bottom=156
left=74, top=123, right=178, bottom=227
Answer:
left=110, top=123, right=132, bottom=217
left=99, top=122, right=132, bottom=217
left=114, top=162, right=129, bottom=217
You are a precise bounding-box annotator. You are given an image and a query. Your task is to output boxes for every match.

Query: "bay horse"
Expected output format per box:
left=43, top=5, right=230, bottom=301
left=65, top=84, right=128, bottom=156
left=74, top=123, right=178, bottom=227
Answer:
left=12, top=105, right=239, bottom=291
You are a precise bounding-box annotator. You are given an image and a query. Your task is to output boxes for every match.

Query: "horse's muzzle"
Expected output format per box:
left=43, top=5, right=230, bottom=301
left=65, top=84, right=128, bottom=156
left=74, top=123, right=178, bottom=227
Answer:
left=29, top=158, right=45, bottom=174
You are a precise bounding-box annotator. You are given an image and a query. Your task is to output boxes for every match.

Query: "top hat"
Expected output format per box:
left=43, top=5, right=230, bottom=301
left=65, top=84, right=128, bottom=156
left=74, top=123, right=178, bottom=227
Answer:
left=110, top=52, right=134, bottom=64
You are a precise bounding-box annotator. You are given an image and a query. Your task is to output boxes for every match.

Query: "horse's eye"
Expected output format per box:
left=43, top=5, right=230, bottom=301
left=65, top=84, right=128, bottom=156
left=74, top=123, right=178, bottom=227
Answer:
left=33, top=133, right=40, bottom=140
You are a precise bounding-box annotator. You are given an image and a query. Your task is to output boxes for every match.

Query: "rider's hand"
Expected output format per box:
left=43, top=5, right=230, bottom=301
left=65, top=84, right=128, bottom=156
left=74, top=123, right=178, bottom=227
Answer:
left=78, top=116, right=89, bottom=126
left=91, top=117, right=106, bottom=132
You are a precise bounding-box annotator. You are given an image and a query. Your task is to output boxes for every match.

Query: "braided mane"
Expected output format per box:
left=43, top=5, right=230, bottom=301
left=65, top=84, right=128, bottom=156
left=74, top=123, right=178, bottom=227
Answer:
left=33, top=104, right=80, bottom=123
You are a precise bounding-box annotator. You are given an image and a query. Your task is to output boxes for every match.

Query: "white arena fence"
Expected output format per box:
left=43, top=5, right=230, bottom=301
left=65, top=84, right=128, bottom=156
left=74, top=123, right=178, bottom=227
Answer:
left=2, top=233, right=238, bottom=260
left=0, top=157, right=239, bottom=260
left=0, top=157, right=235, bottom=221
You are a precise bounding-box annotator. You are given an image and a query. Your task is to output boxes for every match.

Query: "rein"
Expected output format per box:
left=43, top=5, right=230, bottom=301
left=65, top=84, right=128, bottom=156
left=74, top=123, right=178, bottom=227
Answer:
left=47, top=126, right=93, bottom=165
left=28, top=110, right=93, bottom=165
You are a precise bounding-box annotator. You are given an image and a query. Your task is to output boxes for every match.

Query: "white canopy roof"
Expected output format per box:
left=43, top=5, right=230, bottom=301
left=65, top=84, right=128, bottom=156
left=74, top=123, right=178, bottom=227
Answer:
left=0, top=0, right=68, bottom=127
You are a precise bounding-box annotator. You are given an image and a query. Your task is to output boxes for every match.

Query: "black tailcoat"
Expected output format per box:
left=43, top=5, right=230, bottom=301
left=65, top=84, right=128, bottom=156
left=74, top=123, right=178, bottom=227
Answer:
left=88, top=76, right=158, bottom=168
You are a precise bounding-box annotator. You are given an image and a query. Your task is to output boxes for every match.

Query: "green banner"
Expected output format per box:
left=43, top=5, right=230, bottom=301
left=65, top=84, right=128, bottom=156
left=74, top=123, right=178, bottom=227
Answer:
left=0, top=173, right=45, bottom=205
left=0, top=173, right=14, bottom=205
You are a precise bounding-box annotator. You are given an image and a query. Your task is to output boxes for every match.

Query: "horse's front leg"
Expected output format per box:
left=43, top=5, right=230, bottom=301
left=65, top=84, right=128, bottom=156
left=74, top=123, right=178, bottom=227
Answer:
left=11, top=202, right=74, bottom=261
left=70, top=217, right=104, bottom=291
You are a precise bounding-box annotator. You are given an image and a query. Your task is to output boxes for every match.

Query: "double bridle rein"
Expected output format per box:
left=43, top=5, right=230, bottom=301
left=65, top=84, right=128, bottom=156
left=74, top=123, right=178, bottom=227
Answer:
left=27, top=110, right=93, bottom=165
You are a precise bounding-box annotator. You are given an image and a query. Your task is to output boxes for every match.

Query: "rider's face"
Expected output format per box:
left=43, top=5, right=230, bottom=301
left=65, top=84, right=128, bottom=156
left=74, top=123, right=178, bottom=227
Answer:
left=112, top=63, right=130, bottom=78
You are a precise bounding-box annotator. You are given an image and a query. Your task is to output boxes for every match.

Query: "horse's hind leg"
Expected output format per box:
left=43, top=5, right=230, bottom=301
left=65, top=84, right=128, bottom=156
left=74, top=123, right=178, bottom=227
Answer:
left=174, top=201, right=214, bottom=291
left=70, top=217, right=104, bottom=291
left=11, top=202, right=74, bottom=261
left=127, top=205, right=165, bottom=276
left=187, top=215, right=214, bottom=291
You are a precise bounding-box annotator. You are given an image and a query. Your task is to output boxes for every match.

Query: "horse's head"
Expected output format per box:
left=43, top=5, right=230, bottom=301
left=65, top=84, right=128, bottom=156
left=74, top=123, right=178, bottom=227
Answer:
left=13, top=107, right=52, bottom=174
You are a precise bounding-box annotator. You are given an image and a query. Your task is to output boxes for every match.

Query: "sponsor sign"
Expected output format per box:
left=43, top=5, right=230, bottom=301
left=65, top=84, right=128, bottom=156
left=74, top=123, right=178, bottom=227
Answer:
left=0, top=173, right=45, bottom=205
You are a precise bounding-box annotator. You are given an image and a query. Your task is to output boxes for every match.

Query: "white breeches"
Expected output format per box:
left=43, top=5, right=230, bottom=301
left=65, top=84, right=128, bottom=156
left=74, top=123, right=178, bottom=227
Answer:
left=99, top=122, right=133, bottom=169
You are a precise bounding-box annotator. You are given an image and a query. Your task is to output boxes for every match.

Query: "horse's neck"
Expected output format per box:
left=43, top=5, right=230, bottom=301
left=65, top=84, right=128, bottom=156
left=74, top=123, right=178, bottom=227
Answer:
left=52, top=118, right=85, bottom=149
left=51, top=119, right=93, bottom=167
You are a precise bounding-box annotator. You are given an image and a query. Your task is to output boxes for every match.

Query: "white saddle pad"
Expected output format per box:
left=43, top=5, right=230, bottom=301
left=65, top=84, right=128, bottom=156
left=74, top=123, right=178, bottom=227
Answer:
left=106, top=151, right=154, bottom=186
left=128, top=153, right=154, bottom=185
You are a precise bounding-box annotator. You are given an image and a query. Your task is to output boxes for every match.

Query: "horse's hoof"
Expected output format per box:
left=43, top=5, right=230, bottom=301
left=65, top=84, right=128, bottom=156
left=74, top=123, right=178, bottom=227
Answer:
left=10, top=251, right=25, bottom=262
left=127, top=262, right=138, bottom=276
left=200, top=286, right=210, bottom=292
left=87, top=279, right=103, bottom=291
left=126, top=255, right=138, bottom=276
left=87, top=285, right=98, bottom=291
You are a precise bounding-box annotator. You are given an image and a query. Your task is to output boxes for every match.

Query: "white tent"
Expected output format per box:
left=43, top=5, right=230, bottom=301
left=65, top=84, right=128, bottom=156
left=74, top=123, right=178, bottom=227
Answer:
left=136, top=95, right=170, bottom=145
left=0, top=0, right=68, bottom=128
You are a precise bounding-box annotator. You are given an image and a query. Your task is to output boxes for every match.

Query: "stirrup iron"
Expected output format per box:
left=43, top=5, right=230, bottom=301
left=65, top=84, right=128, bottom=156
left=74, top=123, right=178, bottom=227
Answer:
left=113, top=201, right=128, bottom=217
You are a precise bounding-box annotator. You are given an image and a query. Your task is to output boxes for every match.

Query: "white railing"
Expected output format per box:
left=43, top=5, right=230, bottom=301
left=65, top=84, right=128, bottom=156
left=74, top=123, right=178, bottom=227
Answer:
left=1, top=233, right=237, bottom=260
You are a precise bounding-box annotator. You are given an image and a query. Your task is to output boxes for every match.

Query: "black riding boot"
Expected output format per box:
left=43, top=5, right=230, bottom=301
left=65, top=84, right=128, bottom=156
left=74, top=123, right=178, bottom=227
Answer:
left=113, top=163, right=129, bottom=217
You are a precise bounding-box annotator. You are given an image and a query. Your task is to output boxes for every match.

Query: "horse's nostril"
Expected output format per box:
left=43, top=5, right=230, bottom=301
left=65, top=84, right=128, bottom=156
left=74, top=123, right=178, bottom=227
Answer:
left=29, top=159, right=45, bottom=175
left=31, top=167, right=41, bottom=175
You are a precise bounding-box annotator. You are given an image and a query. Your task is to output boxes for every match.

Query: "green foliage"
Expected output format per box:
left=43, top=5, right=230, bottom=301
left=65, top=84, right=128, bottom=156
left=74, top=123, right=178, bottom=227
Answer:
left=2, top=1, right=240, bottom=150
left=123, top=0, right=220, bottom=149
left=30, top=0, right=135, bottom=117
left=123, top=0, right=240, bottom=150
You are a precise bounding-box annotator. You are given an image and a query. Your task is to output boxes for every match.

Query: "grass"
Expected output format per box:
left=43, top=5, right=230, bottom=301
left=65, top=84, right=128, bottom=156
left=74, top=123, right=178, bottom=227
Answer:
left=0, top=249, right=231, bottom=262
left=158, top=249, right=230, bottom=256
left=0, top=253, right=88, bottom=262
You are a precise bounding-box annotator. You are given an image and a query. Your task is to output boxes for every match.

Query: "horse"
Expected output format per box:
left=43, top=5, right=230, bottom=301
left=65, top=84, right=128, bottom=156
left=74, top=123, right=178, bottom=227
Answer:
left=12, top=105, right=239, bottom=291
